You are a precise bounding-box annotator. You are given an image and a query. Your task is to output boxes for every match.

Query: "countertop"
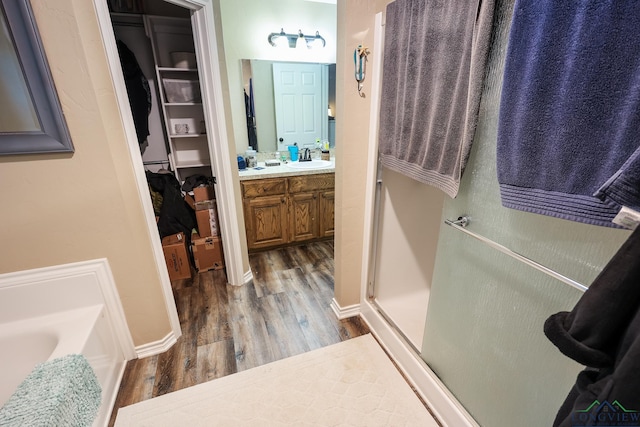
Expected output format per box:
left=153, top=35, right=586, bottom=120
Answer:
left=237, top=159, right=335, bottom=181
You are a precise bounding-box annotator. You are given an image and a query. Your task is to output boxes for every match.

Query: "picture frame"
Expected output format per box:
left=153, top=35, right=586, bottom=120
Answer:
left=0, top=0, right=73, bottom=155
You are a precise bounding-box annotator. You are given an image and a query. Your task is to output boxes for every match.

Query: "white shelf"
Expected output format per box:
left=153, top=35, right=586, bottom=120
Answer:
left=175, top=161, right=211, bottom=169
left=169, top=133, right=206, bottom=138
left=144, top=15, right=212, bottom=183
left=164, top=102, right=203, bottom=107
left=158, top=67, right=198, bottom=73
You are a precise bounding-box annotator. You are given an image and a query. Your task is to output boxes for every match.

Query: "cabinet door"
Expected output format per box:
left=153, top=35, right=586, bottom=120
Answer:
left=319, top=190, right=335, bottom=238
left=289, top=192, right=318, bottom=242
left=244, top=195, right=288, bottom=250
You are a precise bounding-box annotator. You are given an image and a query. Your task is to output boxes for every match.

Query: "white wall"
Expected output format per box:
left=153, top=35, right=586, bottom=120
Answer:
left=218, top=0, right=336, bottom=155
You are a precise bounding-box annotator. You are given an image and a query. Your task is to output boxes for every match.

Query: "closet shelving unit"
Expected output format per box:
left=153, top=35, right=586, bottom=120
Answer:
left=143, top=15, right=212, bottom=184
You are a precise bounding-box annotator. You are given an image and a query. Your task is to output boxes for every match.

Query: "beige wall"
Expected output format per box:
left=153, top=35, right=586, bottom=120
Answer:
left=0, top=0, right=170, bottom=345
left=334, top=0, right=391, bottom=308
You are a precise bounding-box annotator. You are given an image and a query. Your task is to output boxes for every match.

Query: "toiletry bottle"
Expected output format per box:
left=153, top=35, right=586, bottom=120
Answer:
left=245, top=146, right=257, bottom=168
left=237, top=155, right=247, bottom=170
left=321, top=140, right=330, bottom=161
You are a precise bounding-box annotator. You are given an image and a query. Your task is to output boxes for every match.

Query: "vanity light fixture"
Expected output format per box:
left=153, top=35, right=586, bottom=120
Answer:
left=268, top=28, right=326, bottom=49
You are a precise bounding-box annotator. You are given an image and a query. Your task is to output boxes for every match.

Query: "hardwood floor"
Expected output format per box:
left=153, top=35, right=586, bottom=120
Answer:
left=108, top=241, right=369, bottom=426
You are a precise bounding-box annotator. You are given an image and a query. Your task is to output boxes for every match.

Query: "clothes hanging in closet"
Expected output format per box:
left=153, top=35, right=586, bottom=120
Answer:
left=117, top=40, right=152, bottom=149
left=244, top=80, right=258, bottom=151
left=146, top=171, right=196, bottom=240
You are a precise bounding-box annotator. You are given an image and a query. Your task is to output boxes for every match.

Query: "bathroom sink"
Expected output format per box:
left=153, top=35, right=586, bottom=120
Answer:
left=286, top=160, right=332, bottom=170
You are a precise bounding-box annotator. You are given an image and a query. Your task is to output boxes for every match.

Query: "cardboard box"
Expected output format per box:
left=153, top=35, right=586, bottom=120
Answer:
left=161, top=232, right=191, bottom=280
left=194, top=199, right=215, bottom=211
left=196, top=205, right=220, bottom=237
left=191, top=234, right=224, bottom=272
left=193, top=185, right=215, bottom=202
left=184, top=193, right=195, bottom=210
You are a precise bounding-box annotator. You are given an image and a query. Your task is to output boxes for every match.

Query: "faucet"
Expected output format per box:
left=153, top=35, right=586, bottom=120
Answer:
left=300, top=148, right=312, bottom=162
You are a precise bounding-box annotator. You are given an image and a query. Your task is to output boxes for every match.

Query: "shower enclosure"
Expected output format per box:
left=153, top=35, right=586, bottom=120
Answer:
left=364, top=1, right=632, bottom=425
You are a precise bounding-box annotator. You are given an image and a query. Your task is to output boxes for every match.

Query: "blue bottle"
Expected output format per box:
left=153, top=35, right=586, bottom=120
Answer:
left=237, top=155, right=246, bottom=170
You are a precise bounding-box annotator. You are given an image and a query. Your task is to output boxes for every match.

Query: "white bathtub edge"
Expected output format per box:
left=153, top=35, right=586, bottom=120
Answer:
left=0, top=259, right=137, bottom=427
left=0, top=259, right=135, bottom=360
left=98, top=358, right=127, bottom=427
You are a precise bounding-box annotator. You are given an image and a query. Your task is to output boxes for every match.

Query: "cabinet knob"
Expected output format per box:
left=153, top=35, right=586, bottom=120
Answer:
left=281, top=197, right=286, bottom=203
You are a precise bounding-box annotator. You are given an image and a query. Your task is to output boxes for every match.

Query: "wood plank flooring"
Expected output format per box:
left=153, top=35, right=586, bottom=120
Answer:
left=108, top=241, right=369, bottom=426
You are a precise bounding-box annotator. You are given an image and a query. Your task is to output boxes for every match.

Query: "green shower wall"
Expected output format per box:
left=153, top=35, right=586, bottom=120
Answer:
left=420, top=0, right=632, bottom=426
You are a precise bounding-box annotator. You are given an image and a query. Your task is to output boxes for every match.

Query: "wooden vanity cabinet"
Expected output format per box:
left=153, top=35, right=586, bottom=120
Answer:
left=289, top=192, right=318, bottom=243
left=318, top=190, right=335, bottom=238
left=241, top=173, right=335, bottom=251
left=241, top=178, right=288, bottom=250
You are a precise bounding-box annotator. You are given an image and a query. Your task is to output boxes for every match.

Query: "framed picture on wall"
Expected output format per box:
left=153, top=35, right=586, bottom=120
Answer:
left=0, top=0, right=74, bottom=155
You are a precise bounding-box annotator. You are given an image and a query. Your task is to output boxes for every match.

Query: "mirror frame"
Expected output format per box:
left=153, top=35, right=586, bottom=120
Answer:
left=0, top=0, right=73, bottom=155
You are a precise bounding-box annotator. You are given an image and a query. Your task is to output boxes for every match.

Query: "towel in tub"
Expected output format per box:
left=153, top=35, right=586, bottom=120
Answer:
left=0, top=354, right=101, bottom=427
left=497, top=0, right=640, bottom=227
left=377, top=0, right=495, bottom=198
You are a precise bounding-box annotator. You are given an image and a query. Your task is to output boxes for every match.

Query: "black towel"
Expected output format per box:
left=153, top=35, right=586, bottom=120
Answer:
left=544, top=227, right=640, bottom=426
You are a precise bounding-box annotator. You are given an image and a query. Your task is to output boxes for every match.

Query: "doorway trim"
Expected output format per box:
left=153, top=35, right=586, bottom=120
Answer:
left=93, top=0, right=247, bottom=353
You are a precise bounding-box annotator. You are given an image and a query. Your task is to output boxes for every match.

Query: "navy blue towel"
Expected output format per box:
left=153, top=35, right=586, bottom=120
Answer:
left=497, top=0, right=640, bottom=227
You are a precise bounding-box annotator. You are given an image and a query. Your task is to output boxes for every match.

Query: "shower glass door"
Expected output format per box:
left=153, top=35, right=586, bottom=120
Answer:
left=420, top=0, right=631, bottom=425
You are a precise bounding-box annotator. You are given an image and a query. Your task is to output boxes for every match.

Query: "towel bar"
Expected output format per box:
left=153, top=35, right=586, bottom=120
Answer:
left=444, top=216, right=588, bottom=293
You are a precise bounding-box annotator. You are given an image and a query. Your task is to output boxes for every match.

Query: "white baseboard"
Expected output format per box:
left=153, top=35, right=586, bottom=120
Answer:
left=330, top=298, right=361, bottom=320
left=242, top=269, right=253, bottom=286
left=361, top=300, right=479, bottom=427
left=135, top=331, right=178, bottom=359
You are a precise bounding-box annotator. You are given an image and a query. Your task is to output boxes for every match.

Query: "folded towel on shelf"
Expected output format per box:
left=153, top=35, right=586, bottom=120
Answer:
left=497, top=0, right=640, bottom=227
left=544, top=226, right=640, bottom=426
left=378, top=0, right=495, bottom=198
left=0, top=354, right=101, bottom=427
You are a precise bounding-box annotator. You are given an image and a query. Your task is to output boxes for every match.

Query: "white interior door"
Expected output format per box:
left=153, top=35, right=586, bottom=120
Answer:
left=273, top=62, right=323, bottom=151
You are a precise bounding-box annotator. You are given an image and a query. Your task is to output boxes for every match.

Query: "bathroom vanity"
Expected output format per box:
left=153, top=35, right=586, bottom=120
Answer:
left=239, top=163, right=335, bottom=251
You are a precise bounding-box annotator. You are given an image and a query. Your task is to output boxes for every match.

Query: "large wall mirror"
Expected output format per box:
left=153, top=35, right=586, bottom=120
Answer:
left=0, top=0, right=73, bottom=155
left=241, top=59, right=336, bottom=153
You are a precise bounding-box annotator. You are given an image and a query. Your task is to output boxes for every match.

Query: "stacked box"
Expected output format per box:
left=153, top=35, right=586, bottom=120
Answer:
left=195, top=205, right=220, bottom=237
left=161, top=232, right=191, bottom=280
left=192, top=184, right=220, bottom=238
left=191, top=233, right=225, bottom=272
left=193, top=184, right=215, bottom=202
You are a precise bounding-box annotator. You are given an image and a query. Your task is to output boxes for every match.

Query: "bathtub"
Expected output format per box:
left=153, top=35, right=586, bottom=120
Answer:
left=0, top=304, right=123, bottom=426
left=0, top=260, right=133, bottom=427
